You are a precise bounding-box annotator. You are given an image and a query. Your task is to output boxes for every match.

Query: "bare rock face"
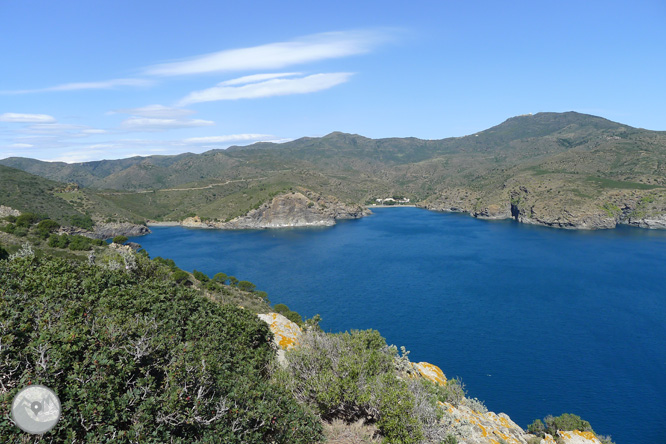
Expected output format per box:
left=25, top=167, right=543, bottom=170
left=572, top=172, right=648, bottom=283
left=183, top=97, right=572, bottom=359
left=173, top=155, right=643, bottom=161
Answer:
left=0, top=205, right=21, bottom=218
left=472, top=203, right=512, bottom=220
left=624, top=214, right=666, bottom=228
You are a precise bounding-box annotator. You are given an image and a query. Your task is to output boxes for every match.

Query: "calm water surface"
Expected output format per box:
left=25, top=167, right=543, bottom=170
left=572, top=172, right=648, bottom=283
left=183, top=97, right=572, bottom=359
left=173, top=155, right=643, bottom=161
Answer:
left=130, top=208, right=666, bottom=444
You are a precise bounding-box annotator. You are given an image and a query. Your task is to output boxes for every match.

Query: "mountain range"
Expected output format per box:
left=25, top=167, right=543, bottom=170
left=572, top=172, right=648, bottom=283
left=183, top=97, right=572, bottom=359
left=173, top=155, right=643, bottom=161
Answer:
left=2, top=111, right=665, bottom=229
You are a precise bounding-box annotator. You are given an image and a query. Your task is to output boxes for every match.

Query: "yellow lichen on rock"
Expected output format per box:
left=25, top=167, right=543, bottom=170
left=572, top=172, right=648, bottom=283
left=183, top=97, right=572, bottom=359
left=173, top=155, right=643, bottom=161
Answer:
left=558, top=430, right=602, bottom=444
left=413, top=361, right=447, bottom=385
left=440, top=402, right=529, bottom=444
left=257, top=312, right=302, bottom=350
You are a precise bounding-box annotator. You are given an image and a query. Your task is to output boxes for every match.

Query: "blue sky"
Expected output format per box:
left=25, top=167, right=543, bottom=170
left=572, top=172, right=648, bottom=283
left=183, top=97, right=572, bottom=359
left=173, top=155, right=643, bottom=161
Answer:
left=1, top=0, right=665, bottom=162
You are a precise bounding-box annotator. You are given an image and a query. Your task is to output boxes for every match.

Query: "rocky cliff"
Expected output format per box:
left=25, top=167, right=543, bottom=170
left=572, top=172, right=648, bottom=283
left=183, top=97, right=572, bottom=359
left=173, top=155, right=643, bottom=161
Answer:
left=424, top=181, right=666, bottom=230
left=179, top=190, right=371, bottom=229
left=258, top=312, right=605, bottom=444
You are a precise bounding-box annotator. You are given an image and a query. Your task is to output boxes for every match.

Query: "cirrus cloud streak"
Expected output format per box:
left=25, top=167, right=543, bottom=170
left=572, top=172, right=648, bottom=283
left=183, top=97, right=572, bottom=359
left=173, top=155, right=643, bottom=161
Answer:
left=178, top=72, right=353, bottom=105
left=0, top=113, right=57, bottom=123
left=1, top=78, right=153, bottom=95
left=145, top=30, right=388, bottom=76
left=120, top=117, right=215, bottom=131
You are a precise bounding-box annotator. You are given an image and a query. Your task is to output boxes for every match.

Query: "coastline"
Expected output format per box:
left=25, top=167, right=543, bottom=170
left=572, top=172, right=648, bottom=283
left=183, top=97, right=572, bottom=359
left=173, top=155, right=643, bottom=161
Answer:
left=146, top=221, right=182, bottom=227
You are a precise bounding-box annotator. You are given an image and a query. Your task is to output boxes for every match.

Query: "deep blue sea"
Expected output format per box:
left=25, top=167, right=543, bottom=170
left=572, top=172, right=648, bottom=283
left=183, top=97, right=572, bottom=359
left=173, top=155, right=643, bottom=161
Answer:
left=130, top=207, right=666, bottom=444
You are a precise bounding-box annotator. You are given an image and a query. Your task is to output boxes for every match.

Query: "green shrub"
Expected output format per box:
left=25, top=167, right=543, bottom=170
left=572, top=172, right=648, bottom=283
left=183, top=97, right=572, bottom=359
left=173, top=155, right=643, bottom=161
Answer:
left=527, top=418, right=546, bottom=436
left=529, top=413, right=600, bottom=439
left=68, top=235, right=95, bottom=251
left=0, top=256, right=323, bottom=443
left=36, top=219, right=60, bottom=239
left=434, top=377, right=466, bottom=406
left=0, top=244, right=8, bottom=260
left=172, top=270, right=190, bottom=284
left=238, top=280, right=256, bottom=292
left=273, top=303, right=303, bottom=325
left=15, top=212, right=43, bottom=227
left=70, top=214, right=94, bottom=230
left=205, top=280, right=220, bottom=291
left=153, top=256, right=178, bottom=271
left=112, top=235, right=129, bottom=245
left=1, top=223, right=15, bottom=234
left=545, top=413, right=593, bottom=434
left=443, top=435, right=459, bottom=444
left=274, top=303, right=289, bottom=313
left=3, top=215, right=17, bottom=223
left=212, top=272, right=228, bottom=284
left=277, top=329, right=424, bottom=443
left=192, top=269, right=209, bottom=282
left=13, top=226, right=28, bottom=237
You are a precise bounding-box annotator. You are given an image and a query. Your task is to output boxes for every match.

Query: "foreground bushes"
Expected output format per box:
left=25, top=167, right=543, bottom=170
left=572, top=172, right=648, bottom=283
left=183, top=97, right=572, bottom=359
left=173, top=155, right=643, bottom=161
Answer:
left=275, top=329, right=425, bottom=443
left=0, top=256, right=322, bottom=443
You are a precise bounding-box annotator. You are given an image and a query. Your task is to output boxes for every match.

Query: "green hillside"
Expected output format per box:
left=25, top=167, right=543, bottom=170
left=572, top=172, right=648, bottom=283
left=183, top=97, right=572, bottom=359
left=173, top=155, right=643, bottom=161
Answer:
left=2, top=112, right=665, bottom=228
left=0, top=165, right=88, bottom=224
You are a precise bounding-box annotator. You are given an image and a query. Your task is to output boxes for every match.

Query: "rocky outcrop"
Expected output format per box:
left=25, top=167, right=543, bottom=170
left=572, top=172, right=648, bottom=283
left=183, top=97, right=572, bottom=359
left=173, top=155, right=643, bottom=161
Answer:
left=623, top=214, right=666, bottom=228
left=472, top=203, right=512, bottom=220
left=413, top=362, right=447, bottom=385
left=57, top=222, right=150, bottom=239
left=90, top=222, right=151, bottom=239
left=223, top=191, right=370, bottom=229
left=0, top=205, right=21, bottom=218
left=178, top=191, right=371, bottom=230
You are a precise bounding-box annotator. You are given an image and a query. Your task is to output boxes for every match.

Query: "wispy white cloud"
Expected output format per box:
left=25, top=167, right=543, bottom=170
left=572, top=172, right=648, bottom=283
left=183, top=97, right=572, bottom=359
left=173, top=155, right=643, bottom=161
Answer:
left=144, top=30, right=389, bottom=76
left=111, top=104, right=196, bottom=119
left=183, top=134, right=275, bottom=144
left=21, top=123, right=85, bottom=134
left=7, top=143, right=34, bottom=148
left=120, top=117, right=215, bottom=131
left=0, top=113, right=56, bottom=123
left=81, top=129, right=108, bottom=135
left=219, top=72, right=301, bottom=86
left=178, top=72, right=353, bottom=105
left=1, top=78, right=153, bottom=95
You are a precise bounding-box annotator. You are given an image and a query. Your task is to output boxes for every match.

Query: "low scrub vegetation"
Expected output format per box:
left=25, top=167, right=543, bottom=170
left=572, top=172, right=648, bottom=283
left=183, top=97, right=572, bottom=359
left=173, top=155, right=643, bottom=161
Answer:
left=0, top=254, right=322, bottom=443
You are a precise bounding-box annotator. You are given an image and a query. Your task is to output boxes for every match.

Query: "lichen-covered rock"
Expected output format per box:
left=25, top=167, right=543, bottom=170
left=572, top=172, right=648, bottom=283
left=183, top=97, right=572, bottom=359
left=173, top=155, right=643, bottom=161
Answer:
left=257, top=312, right=302, bottom=365
left=413, top=361, right=447, bottom=386
left=556, top=430, right=602, bottom=444
left=440, top=402, right=532, bottom=444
